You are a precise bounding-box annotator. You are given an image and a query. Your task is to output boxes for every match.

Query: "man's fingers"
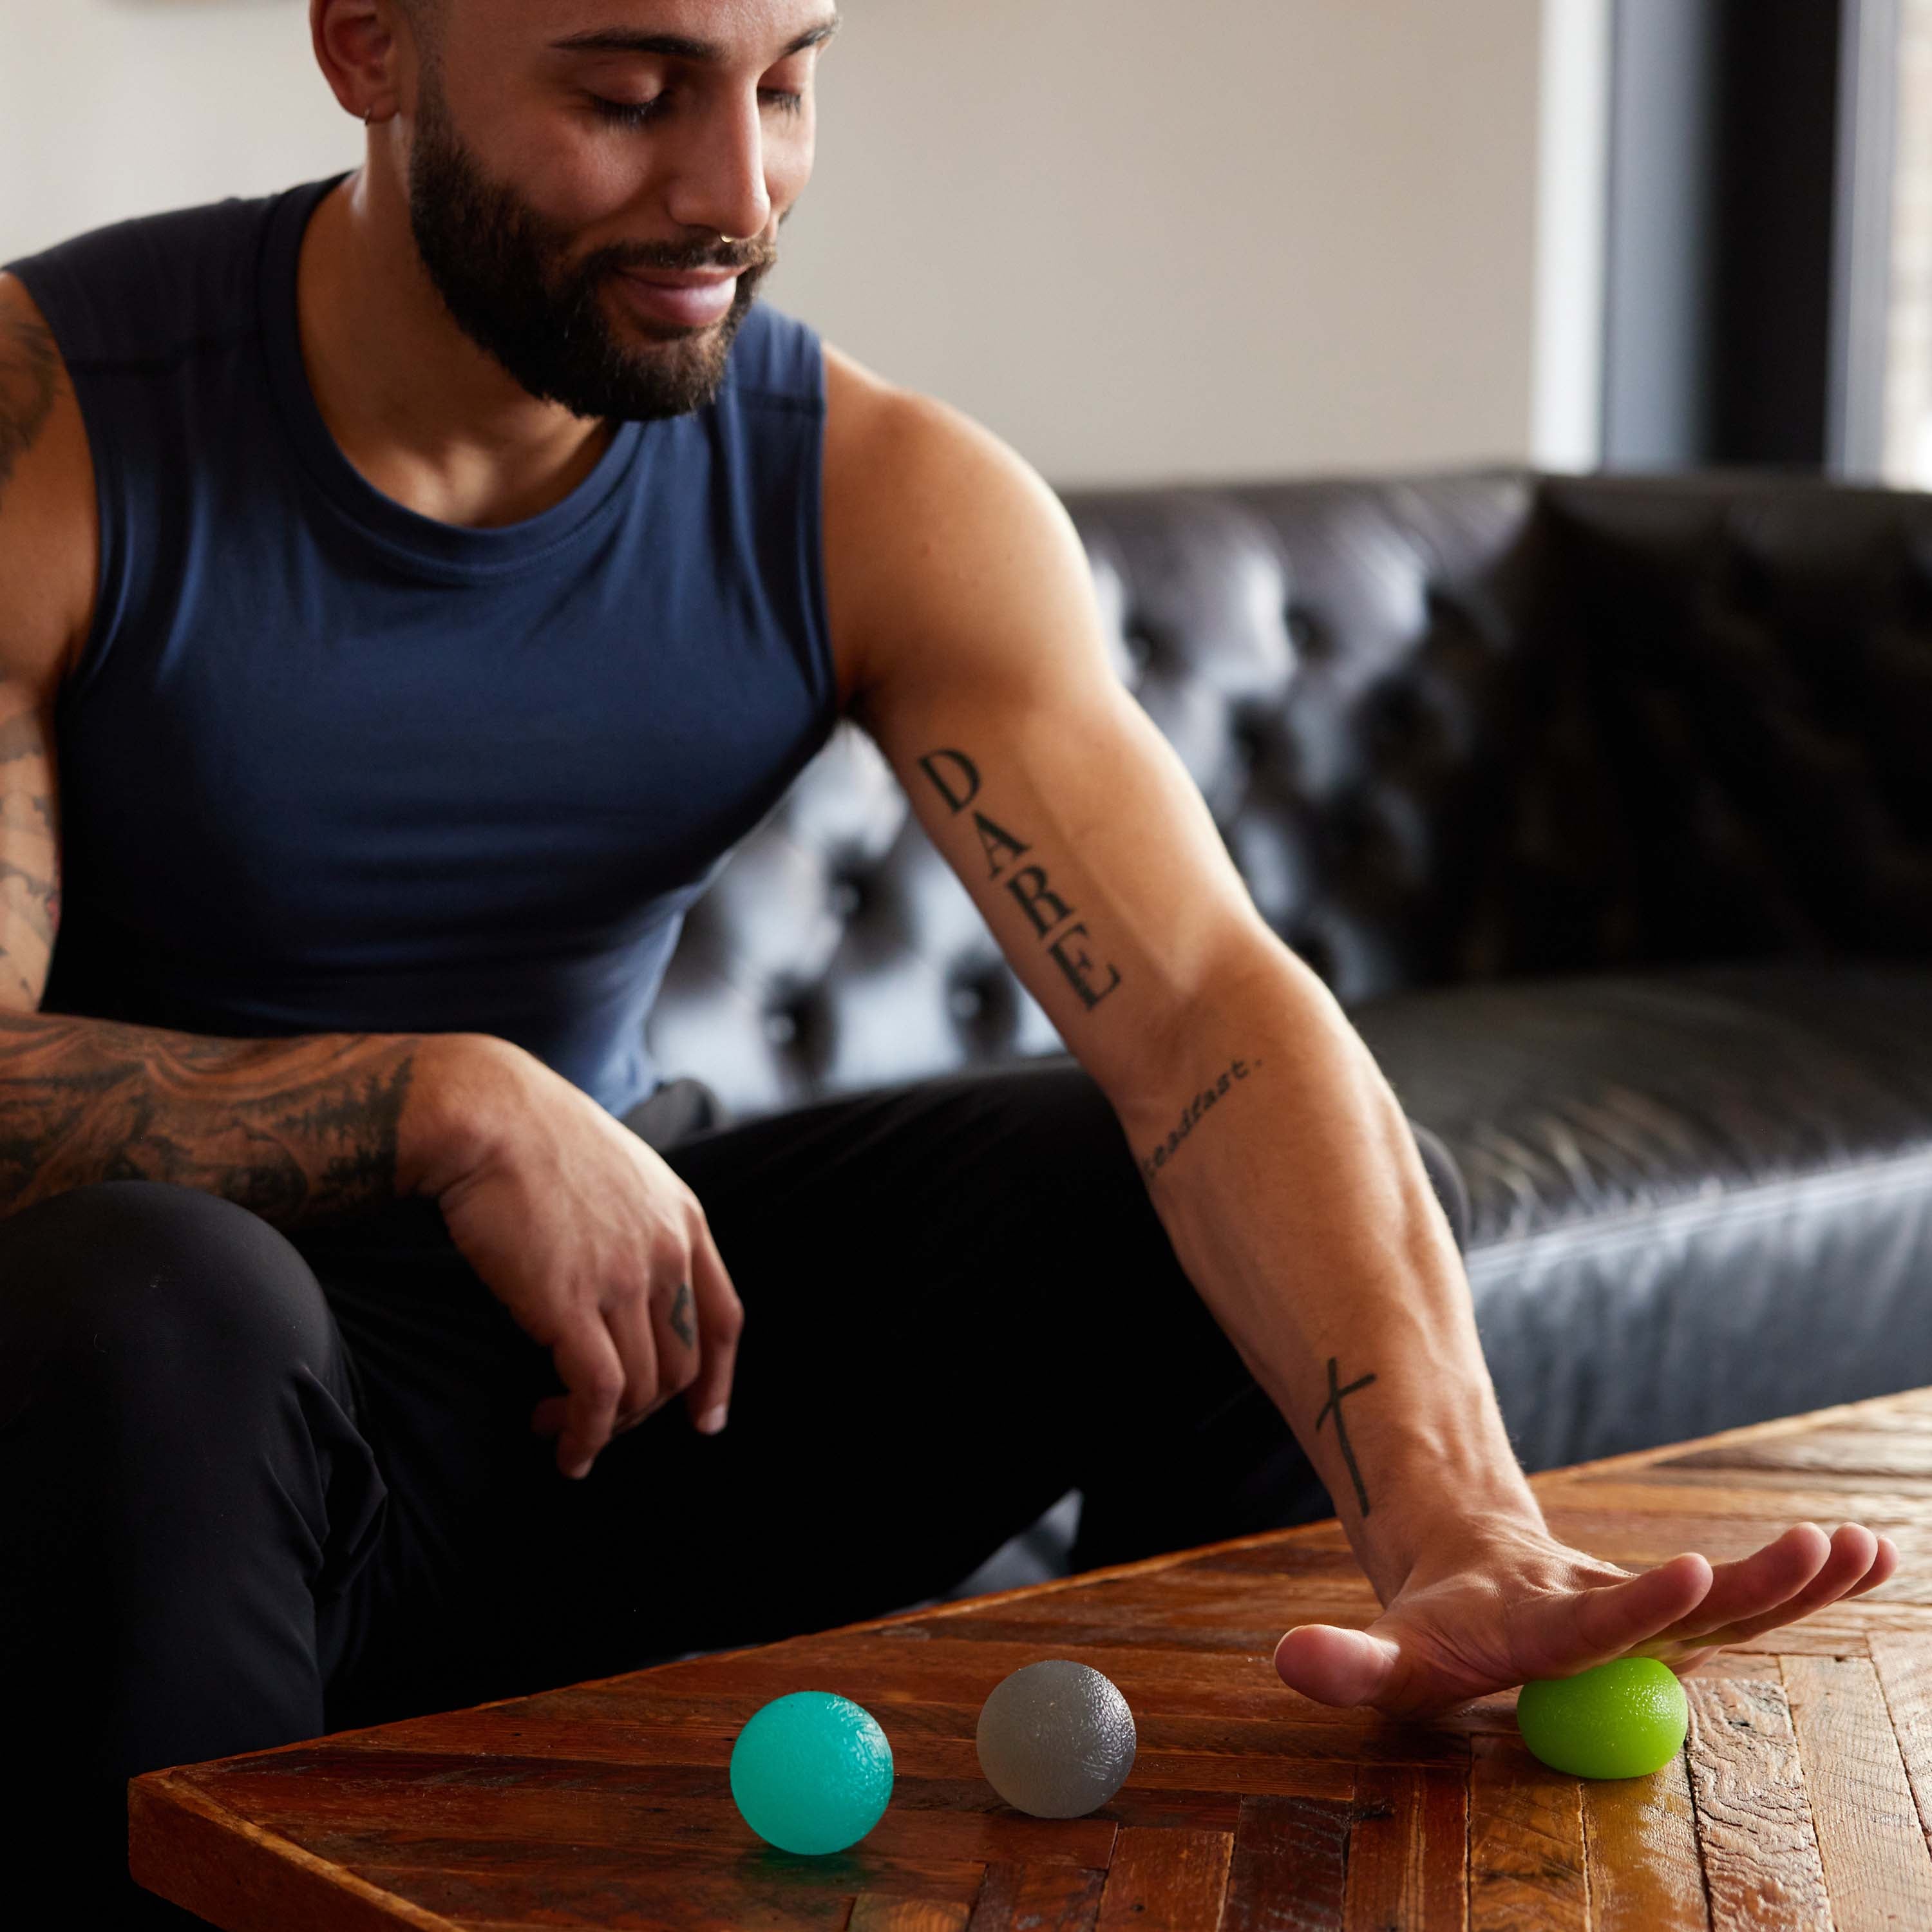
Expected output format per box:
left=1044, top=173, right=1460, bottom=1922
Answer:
left=551, top=1323, right=627, bottom=1480
left=1689, top=1524, right=1883, bottom=1648
left=1273, top=1623, right=1399, bottom=1707
left=1638, top=1525, right=1895, bottom=1660
left=603, top=1290, right=663, bottom=1425
left=1647, top=1521, right=1832, bottom=1645
left=1846, top=1533, right=1900, bottom=1599
left=684, top=1224, right=742, bottom=1434
left=1518, top=1552, right=1714, bottom=1678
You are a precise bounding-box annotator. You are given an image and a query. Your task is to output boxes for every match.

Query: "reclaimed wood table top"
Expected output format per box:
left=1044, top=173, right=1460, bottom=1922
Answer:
left=133, top=1385, right=1932, bottom=1931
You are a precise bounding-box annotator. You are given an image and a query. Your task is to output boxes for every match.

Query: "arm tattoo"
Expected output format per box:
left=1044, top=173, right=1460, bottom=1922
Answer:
left=1314, top=1356, right=1378, bottom=1518
left=0, top=312, right=59, bottom=510
left=0, top=694, right=61, bottom=1010
left=0, top=1012, right=418, bottom=1228
left=669, top=1281, right=696, bottom=1350
left=916, top=746, right=1122, bottom=1013
left=1139, top=1053, right=1264, bottom=1182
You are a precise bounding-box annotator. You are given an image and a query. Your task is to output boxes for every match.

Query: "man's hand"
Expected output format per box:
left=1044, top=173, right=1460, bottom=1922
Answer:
left=402, top=1034, right=744, bottom=1479
left=1273, top=1518, right=1900, bottom=1718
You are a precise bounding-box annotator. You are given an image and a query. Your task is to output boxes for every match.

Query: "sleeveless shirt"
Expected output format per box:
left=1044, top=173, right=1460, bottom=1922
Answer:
left=4, top=176, right=839, bottom=1119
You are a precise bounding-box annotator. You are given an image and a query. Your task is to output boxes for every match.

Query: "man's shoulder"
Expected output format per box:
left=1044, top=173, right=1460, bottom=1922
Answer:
left=822, top=343, right=1063, bottom=550
left=3, top=180, right=329, bottom=370
left=820, top=343, right=1088, bottom=702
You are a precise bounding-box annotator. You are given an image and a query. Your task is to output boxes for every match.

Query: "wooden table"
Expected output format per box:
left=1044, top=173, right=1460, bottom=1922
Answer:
left=132, top=1386, right=1932, bottom=1931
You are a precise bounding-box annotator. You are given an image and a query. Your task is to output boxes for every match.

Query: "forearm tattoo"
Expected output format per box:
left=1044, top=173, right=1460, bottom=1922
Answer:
left=0, top=1012, right=417, bottom=1227
left=1315, top=1356, right=1378, bottom=1519
left=916, top=747, right=1123, bottom=1014
left=1139, top=1054, right=1262, bottom=1182
left=0, top=311, right=59, bottom=509
left=0, top=701, right=58, bottom=1011
left=0, top=317, right=416, bottom=1232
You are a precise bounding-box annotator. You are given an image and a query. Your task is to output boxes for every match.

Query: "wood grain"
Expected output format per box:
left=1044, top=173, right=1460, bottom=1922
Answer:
left=1870, top=1631, right=1932, bottom=1846
left=1092, top=1827, right=1232, bottom=1931
left=1222, top=1792, right=1352, bottom=1931
left=127, top=1778, right=454, bottom=1932
left=1467, top=1734, right=1586, bottom=1931
left=1683, top=1677, right=1832, bottom=1931
left=1581, top=1746, right=1708, bottom=1932
left=963, top=1859, right=1106, bottom=1931
left=1343, top=1763, right=1468, bottom=1931
left=850, top=1900, right=973, bottom=1932
left=128, top=1387, right=1932, bottom=1932
left=1782, top=1653, right=1932, bottom=1929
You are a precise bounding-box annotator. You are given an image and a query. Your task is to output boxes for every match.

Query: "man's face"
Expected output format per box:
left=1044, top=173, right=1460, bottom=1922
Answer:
left=402, top=0, right=833, bottom=422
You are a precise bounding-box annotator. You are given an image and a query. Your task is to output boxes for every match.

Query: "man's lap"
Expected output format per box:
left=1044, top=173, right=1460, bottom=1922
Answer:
left=301, top=1056, right=1286, bottom=1716
left=308, top=1056, right=1473, bottom=1716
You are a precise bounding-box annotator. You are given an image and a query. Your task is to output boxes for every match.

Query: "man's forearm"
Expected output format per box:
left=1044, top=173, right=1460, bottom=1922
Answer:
left=0, top=1009, right=443, bottom=1228
left=1121, top=945, right=1544, bottom=1600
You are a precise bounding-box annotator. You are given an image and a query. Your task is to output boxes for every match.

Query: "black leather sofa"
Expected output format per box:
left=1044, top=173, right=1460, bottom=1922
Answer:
left=642, top=468, right=1932, bottom=1595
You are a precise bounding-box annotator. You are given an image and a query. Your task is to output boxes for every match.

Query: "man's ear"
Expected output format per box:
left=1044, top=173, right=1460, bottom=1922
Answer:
left=312, top=0, right=410, bottom=126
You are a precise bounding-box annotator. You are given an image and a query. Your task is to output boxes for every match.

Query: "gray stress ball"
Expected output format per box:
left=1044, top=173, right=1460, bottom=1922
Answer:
left=975, top=1660, right=1138, bottom=1817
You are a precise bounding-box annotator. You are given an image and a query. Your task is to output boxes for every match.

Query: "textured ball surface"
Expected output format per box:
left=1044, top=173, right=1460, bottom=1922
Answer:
left=1517, top=1657, right=1689, bottom=1779
left=730, top=1691, right=894, bottom=1854
left=976, top=1660, right=1137, bottom=1817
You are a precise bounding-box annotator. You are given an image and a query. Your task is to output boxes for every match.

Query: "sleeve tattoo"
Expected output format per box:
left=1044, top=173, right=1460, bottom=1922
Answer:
left=0, top=1014, right=418, bottom=1227
left=0, top=310, right=59, bottom=510
left=0, top=701, right=61, bottom=1010
left=0, top=307, right=419, bottom=1231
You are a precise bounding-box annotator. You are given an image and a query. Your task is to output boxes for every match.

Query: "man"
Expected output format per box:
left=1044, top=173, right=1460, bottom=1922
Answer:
left=0, top=1, right=1894, bottom=1919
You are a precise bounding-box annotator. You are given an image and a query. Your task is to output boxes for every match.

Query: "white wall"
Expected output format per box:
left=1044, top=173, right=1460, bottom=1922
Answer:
left=1, top=0, right=1596, bottom=486
left=0, top=1, right=361, bottom=263
left=772, top=0, right=1546, bottom=483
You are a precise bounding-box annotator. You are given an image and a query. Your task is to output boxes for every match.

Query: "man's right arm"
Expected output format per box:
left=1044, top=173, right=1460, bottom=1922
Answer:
left=0, top=270, right=453, bottom=1229
left=0, top=273, right=741, bottom=1468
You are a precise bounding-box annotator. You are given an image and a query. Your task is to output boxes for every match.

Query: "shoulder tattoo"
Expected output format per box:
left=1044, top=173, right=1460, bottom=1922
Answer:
left=0, top=310, right=60, bottom=509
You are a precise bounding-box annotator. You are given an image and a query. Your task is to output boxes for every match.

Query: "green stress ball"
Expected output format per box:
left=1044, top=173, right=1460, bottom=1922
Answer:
left=730, top=1690, right=894, bottom=1855
left=1517, top=1657, right=1689, bottom=1779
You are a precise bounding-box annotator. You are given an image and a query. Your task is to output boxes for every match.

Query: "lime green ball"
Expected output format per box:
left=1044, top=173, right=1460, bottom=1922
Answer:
left=730, top=1691, right=894, bottom=1855
left=1517, top=1657, right=1689, bottom=1779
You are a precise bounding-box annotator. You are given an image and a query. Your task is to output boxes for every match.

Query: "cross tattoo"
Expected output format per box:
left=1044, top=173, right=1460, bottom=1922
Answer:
left=1314, top=1356, right=1378, bottom=1519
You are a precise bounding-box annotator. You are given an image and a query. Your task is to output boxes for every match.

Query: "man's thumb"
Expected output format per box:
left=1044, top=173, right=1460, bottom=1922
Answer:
left=1273, top=1622, right=1399, bottom=1706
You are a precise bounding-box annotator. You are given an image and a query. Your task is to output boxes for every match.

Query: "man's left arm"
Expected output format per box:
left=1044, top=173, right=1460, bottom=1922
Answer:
left=822, top=350, right=1897, bottom=1716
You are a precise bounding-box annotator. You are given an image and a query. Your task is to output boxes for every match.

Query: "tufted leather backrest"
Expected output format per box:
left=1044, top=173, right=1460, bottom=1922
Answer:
left=646, top=469, right=1932, bottom=1119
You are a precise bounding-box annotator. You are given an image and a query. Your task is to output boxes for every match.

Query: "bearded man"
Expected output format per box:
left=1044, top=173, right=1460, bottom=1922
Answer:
left=0, top=4, right=1895, bottom=1921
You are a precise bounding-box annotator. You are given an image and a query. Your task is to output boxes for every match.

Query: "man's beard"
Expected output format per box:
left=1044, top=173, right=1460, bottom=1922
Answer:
left=406, top=76, right=775, bottom=422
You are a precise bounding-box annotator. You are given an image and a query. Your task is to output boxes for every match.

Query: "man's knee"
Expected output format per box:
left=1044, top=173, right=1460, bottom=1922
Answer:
left=0, top=1181, right=336, bottom=1412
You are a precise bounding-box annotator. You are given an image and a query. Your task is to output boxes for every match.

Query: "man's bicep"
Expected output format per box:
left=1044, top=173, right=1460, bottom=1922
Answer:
left=846, top=412, right=1273, bottom=1108
left=0, top=273, right=90, bottom=1011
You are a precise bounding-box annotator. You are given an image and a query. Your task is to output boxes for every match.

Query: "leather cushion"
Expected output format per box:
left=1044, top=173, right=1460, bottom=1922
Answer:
left=1354, top=963, right=1932, bottom=1467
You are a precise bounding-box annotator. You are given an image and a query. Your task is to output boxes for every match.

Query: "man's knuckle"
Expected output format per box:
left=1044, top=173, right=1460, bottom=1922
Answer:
left=582, top=1366, right=625, bottom=1407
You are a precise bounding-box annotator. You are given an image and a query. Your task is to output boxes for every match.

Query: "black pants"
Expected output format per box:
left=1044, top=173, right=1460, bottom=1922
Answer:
left=0, top=1057, right=1467, bottom=1925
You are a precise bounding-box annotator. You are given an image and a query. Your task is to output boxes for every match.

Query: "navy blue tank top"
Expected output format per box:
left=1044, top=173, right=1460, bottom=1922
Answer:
left=5, top=176, right=838, bottom=1118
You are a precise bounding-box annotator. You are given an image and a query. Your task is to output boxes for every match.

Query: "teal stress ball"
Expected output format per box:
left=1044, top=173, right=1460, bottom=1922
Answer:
left=730, top=1691, right=895, bottom=1855
left=1517, top=1657, right=1689, bottom=1779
